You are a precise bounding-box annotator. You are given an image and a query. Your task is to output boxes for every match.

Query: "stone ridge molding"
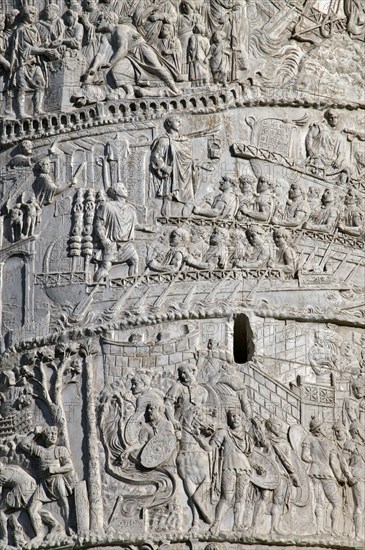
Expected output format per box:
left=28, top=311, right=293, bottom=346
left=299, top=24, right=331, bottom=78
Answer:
left=0, top=0, right=364, bottom=549
left=1, top=87, right=364, bottom=146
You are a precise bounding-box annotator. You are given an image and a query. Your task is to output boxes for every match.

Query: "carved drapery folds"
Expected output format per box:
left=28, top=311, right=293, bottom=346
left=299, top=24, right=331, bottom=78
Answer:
left=0, top=0, right=364, bottom=549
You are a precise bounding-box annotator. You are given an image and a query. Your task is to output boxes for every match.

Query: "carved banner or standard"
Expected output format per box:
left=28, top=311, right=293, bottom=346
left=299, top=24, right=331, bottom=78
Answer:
left=0, top=1, right=364, bottom=549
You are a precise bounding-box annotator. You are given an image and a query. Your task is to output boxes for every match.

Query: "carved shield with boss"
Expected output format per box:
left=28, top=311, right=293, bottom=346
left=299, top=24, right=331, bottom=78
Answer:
left=250, top=449, right=280, bottom=490
left=140, top=433, right=177, bottom=468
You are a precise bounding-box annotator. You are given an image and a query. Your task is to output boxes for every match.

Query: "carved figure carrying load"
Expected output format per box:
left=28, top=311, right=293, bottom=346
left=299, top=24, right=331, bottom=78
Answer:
left=94, top=182, right=138, bottom=281
left=19, top=426, right=77, bottom=543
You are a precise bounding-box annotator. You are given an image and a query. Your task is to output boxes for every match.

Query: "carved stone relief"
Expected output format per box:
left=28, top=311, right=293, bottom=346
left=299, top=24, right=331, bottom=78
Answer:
left=0, top=1, right=364, bottom=549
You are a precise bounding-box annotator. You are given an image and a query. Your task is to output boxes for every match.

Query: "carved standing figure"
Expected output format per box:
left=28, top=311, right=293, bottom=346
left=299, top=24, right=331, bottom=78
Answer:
left=343, top=378, right=365, bottom=429
left=19, top=426, right=76, bottom=542
left=9, top=203, right=23, bottom=242
left=150, top=116, right=194, bottom=217
left=38, top=3, right=65, bottom=48
left=165, top=363, right=213, bottom=530
left=209, top=410, right=253, bottom=534
left=344, top=421, right=365, bottom=540
left=251, top=417, right=300, bottom=535
left=178, top=0, right=207, bottom=71
left=10, top=6, right=61, bottom=117
left=157, top=24, right=183, bottom=75
left=208, top=30, right=230, bottom=84
left=332, top=421, right=354, bottom=536
left=24, top=196, right=41, bottom=237
left=63, top=10, right=84, bottom=51
left=209, top=0, right=248, bottom=78
left=301, top=417, right=345, bottom=536
left=187, top=24, right=210, bottom=86
left=0, top=13, right=11, bottom=99
left=305, top=110, right=348, bottom=178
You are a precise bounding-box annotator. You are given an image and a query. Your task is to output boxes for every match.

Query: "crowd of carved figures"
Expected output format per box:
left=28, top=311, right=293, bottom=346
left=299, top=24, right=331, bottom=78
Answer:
left=68, top=172, right=363, bottom=282
left=0, top=1, right=364, bottom=549
left=99, top=360, right=365, bottom=541
left=0, top=0, right=364, bottom=115
left=70, top=109, right=364, bottom=280
left=0, top=343, right=83, bottom=546
left=0, top=343, right=364, bottom=545
left=2, top=112, right=364, bottom=286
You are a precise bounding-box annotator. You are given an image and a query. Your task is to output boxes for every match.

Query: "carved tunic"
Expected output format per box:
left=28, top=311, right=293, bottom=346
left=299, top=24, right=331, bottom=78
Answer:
left=38, top=18, right=65, bottom=47
left=212, top=188, right=239, bottom=218
left=302, top=435, right=342, bottom=480
left=282, top=198, right=310, bottom=225
left=0, top=465, right=37, bottom=509
left=306, top=123, right=346, bottom=170
left=96, top=199, right=136, bottom=244
left=211, top=428, right=252, bottom=473
left=11, top=22, right=45, bottom=91
left=150, top=133, right=194, bottom=205
left=344, top=440, right=365, bottom=482
left=25, top=442, right=76, bottom=502
left=165, top=381, right=208, bottom=423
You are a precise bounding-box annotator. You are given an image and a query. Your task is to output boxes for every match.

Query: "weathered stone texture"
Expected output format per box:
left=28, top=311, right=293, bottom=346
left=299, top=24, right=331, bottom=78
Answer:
left=0, top=1, right=364, bottom=549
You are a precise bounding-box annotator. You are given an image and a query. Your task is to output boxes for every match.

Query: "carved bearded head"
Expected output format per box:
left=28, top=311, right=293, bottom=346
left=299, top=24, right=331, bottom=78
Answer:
left=177, top=363, right=196, bottom=385
left=324, top=109, right=339, bottom=128
left=21, top=5, right=37, bottom=24
left=351, top=378, right=365, bottom=399
left=44, top=3, right=60, bottom=22
left=164, top=116, right=181, bottom=133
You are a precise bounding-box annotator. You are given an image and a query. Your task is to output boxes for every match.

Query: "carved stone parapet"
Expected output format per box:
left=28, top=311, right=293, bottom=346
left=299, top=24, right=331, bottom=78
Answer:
left=1, top=87, right=363, bottom=147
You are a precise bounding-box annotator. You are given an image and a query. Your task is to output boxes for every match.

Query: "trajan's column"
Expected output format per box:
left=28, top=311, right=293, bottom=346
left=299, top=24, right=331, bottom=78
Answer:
left=0, top=1, right=364, bottom=549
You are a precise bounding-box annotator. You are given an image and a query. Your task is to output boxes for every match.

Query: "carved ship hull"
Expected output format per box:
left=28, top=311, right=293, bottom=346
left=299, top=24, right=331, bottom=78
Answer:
left=231, top=142, right=364, bottom=191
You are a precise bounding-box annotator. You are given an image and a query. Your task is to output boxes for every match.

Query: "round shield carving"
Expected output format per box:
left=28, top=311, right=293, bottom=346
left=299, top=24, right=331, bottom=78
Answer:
left=250, top=449, right=280, bottom=490
left=140, top=433, right=177, bottom=468
left=124, top=411, right=144, bottom=446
